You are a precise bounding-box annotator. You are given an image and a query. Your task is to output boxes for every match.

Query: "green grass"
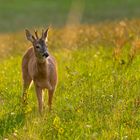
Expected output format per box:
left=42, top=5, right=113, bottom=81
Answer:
left=1, top=0, right=140, bottom=32
left=0, top=21, right=140, bottom=139
left=1, top=1, right=140, bottom=139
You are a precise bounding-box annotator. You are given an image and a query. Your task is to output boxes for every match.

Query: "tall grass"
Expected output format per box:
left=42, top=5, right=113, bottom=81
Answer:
left=0, top=20, right=140, bottom=139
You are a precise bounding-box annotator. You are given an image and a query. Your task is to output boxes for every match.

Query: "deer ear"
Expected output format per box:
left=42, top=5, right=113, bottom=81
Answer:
left=42, top=27, right=49, bottom=40
left=25, top=29, right=35, bottom=43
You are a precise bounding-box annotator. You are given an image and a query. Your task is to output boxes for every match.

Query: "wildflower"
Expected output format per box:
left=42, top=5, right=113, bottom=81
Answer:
left=123, top=135, right=128, bottom=140
left=53, top=116, right=60, bottom=129
left=11, top=112, right=15, bottom=115
left=23, top=105, right=32, bottom=114
left=58, top=127, right=64, bottom=134
left=110, top=95, right=113, bottom=98
left=94, top=54, right=97, bottom=58
left=13, top=132, right=17, bottom=137
left=89, top=73, right=91, bottom=77
left=77, top=109, right=80, bottom=113
left=85, top=124, right=92, bottom=128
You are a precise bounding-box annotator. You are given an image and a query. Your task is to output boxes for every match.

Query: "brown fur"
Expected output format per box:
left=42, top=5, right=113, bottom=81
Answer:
left=22, top=29, right=57, bottom=113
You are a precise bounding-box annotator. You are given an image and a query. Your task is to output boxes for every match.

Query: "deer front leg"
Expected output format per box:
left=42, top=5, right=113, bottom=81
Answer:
left=22, top=79, right=31, bottom=105
left=35, top=86, right=43, bottom=113
left=48, top=89, right=55, bottom=111
left=22, top=85, right=28, bottom=105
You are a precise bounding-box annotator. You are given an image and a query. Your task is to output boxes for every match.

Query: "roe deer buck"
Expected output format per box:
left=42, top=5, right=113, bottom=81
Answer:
left=22, top=28, right=57, bottom=113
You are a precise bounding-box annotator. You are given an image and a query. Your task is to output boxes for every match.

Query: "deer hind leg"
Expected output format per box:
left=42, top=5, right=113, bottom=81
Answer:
left=35, top=86, right=44, bottom=113
left=48, top=88, right=55, bottom=111
left=22, top=74, right=32, bottom=105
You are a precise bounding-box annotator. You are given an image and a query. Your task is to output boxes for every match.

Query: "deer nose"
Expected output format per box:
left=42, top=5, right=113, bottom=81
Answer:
left=43, top=52, right=49, bottom=58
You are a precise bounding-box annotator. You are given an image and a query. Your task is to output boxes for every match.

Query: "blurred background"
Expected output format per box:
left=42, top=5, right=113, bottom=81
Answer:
left=0, top=0, right=140, bottom=32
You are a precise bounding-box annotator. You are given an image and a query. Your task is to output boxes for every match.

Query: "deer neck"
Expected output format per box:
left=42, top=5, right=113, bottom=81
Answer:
left=36, top=58, right=47, bottom=74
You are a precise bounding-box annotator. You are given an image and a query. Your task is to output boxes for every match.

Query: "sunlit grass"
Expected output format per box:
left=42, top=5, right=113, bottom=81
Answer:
left=0, top=20, right=140, bottom=139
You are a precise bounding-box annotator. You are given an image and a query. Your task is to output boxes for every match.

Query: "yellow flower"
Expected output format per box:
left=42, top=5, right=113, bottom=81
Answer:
left=77, top=109, right=83, bottom=114
left=58, top=127, right=64, bottom=134
left=23, top=105, right=32, bottom=114
left=53, top=116, right=60, bottom=129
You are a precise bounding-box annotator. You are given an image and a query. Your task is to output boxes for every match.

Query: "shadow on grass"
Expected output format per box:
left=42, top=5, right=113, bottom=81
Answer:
left=0, top=110, right=25, bottom=138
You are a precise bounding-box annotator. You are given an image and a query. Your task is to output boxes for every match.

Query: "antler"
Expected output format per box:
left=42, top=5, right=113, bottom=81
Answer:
left=41, top=27, right=50, bottom=40
left=41, top=29, right=44, bottom=39
left=34, top=30, right=39, bottom=39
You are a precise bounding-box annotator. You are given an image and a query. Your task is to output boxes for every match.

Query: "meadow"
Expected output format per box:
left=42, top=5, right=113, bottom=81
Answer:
left=0, top=20, right=140, bottom=139
left=1, top=0, right=140, bottom=139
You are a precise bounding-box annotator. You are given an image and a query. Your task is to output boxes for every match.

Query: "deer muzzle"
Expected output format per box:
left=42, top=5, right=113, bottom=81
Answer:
left=43, top=52, right=49, bottom=58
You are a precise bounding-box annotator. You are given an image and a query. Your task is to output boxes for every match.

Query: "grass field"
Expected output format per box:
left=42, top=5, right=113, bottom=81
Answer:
left=0, top=20, right=140, bottom=139
left=0, top=0, right=140, bottom=139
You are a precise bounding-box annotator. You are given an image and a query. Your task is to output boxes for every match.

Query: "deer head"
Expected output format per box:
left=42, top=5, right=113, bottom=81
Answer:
left=25, top=28, right=49, bottom=61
